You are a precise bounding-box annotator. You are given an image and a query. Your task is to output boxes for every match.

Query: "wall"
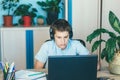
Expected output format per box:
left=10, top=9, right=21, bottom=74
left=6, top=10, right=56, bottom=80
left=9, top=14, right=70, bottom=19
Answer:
left=72, top=0, right=101, bottom=54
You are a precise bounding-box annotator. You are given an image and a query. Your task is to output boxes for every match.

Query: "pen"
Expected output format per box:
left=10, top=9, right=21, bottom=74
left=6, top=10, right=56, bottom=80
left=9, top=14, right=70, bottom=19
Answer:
left=28, top=72, right=44, bottom=76
left=5, top=62, right=9, bottom=70
left=10, top=70, right=15, bottom=80
left=8, top=62, right=14, bottom=73
left=4, top=65, right=7, bottom=73
left=6, top=72, right=11, bottom=80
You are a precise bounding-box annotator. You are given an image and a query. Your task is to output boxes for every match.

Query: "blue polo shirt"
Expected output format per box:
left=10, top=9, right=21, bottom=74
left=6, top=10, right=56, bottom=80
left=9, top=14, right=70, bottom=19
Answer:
left=35, top=39, right=89, bottom=68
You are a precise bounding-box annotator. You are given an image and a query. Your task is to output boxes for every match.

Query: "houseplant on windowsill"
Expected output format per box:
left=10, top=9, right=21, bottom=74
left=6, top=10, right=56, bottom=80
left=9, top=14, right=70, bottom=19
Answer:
left=37, top=0, right=64, bottom=25
left=1, top=0, right=19, bottom=27
left=87, top=11, right=120, bottom=74
left=14, top=3, right=38, bottom=27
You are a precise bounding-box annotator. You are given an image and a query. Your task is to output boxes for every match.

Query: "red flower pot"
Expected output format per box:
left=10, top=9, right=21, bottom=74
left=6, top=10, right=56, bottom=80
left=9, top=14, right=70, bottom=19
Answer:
left=23, top=16, right=31, bottom=27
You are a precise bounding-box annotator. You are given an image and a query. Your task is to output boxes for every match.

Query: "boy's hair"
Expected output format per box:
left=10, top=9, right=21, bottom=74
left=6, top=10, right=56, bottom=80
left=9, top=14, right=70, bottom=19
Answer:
left=49, top=19, right=73, bottom=39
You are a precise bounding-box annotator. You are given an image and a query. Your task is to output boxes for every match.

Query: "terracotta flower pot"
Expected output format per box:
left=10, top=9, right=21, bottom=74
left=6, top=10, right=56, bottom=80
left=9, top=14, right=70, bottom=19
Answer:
left=23, top=16, right=31, bottom=27
left=3, top=15, right=13, bottom=27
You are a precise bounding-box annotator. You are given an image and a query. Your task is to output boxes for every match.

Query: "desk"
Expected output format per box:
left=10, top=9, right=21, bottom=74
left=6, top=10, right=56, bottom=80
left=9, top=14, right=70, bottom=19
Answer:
left=0, top=69, right=120, bottom=80
left=97, top=70, right=120, bottom=80
left=97, top=67, right=120, bottom=80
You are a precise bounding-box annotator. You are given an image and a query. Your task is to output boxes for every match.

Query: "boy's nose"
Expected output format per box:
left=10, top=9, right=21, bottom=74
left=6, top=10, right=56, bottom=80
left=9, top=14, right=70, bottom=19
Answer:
left=61, top=38, right=65, bottom=43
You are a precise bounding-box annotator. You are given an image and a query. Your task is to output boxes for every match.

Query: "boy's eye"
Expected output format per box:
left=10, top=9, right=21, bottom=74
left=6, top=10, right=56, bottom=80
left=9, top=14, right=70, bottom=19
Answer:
left=64, top=35, right=69, bottom=38
left=57, top=36, right=61, bottom=39
left=64, top=36, right=68, bottom=38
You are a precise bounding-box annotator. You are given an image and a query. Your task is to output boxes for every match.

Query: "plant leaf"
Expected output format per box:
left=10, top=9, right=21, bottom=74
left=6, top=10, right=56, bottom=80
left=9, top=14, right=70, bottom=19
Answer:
left=105, top=38, right=116, bottom=62
left=87, top=28, right=109, bottom=43
left=101, top=48, right=107, bottom=59
left=108, top=31, right=117, bottom=38
left=101, top=38, right=116, bottom=63
left=116, top=36, right=120, bottom=49
left=109, top=11, right=120, bottom=34
left=92, top=40, right=105, bottom=52
left=106, top=38, right=116, bottom=51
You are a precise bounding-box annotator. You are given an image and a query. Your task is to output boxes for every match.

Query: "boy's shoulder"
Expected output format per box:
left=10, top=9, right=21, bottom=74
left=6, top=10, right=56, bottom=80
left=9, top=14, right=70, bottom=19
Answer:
left=70, top=39, right=80, bottom=43
left=44, top=39, right=55, bottom=45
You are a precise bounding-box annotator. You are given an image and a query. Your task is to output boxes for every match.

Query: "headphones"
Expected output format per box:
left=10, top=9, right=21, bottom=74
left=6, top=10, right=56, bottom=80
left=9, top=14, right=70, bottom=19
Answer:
left=49, top=19, right=73, bottom=39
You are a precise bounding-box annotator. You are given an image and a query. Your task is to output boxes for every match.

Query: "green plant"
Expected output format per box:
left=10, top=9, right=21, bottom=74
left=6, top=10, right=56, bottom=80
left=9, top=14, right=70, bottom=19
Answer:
left=37, top=0, right=63, bottom=13
left=1, top=0, right=19, bottom=15
left=37, top=0, right=64, bottom=25
left=14, top=3, right=38, bottom=25
left=37, top=15, right=44, bottom=19
left=87, top=11, right=120, bottom=63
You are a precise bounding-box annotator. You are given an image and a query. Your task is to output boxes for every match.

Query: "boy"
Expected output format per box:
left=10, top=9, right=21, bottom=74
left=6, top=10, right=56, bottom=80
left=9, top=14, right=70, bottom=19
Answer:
left=34, top=19, right=89, bottom=69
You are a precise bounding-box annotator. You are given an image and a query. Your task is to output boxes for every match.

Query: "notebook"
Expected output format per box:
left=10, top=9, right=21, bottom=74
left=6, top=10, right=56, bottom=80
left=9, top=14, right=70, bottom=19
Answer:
left=48, top=55, right=98, bottom=80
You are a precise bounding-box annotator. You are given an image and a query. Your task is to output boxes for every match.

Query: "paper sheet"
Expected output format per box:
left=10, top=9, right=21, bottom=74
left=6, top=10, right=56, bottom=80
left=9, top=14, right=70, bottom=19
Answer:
left=15, top=70, right=47, bottom=80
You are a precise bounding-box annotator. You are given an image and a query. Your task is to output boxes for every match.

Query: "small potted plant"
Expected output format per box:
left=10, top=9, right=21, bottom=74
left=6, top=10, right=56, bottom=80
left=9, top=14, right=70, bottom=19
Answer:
left=87, top=11, right=120, bottom=74
left=37, top=0, right=64, bottom=25
left=1, top=0, right=19, bottom=27
left=14, top=3, right=38, bottom=27
left=37, top=15, right=45, bottom=25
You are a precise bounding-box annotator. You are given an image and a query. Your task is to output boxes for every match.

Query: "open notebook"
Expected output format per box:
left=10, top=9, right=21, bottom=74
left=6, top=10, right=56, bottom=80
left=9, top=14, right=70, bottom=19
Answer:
left=48, top=55, right=98, bottom=80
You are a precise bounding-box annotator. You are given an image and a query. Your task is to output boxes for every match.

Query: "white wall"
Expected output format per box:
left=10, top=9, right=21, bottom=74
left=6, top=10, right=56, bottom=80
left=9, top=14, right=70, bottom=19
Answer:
left=72, top=0, right=100, bottom=54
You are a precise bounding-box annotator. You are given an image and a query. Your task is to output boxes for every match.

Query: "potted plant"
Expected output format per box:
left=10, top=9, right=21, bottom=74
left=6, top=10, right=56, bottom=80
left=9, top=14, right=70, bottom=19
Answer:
left=14, top=3, right=38, bottom=27
left=37, top=15, right=45, bottom=25
left=37, top=0, right=63, bottom=25
left=1, top=0, right=19, bottom=27
left=87, top=11, right=120, bottom=74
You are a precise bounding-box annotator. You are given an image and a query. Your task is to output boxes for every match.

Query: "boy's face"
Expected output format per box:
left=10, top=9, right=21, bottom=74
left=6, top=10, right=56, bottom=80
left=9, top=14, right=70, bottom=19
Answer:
left=54, top=30, right=69, bottom=50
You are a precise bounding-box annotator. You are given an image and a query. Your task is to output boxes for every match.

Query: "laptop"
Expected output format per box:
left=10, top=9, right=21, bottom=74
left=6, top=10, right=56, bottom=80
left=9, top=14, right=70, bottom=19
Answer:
left=48, top=55, right=98, bottom=80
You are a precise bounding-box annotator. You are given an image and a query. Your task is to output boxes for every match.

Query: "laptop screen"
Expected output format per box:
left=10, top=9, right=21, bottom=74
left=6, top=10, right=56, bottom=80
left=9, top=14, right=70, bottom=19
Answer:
left=48, top=55, right=98, bottom=80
